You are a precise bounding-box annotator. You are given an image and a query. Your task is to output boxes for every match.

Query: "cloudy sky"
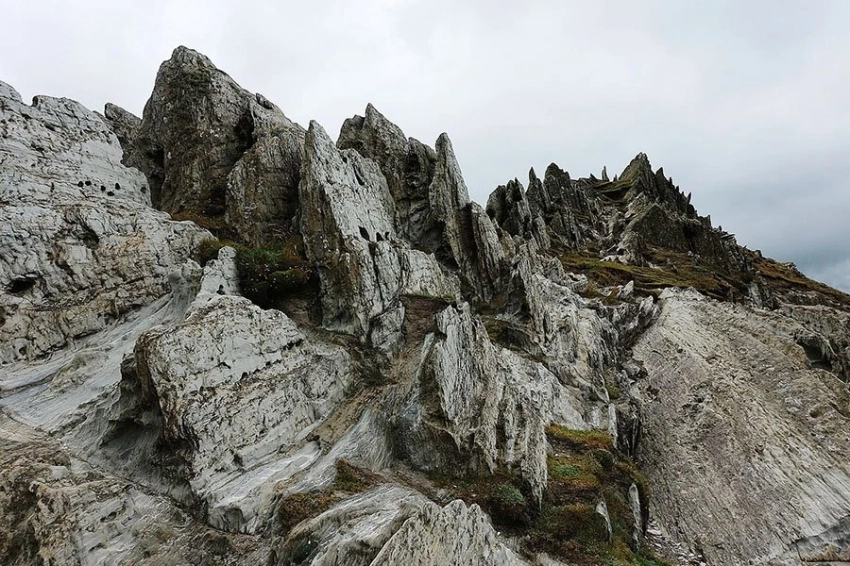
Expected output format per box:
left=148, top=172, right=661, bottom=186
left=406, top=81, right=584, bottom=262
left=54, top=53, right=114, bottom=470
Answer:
left=2, top=0, right=849, bottom=290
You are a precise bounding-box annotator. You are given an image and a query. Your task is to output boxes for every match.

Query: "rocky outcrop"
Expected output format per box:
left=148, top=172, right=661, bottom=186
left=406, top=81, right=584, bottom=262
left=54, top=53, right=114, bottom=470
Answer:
left=121, top=46, right=304, bottom=244
left=300, top=120, right=459, bottom=342
left=4, top=48, right=850, bottom=566
left=398, top=302, right=590, bottom=504
left=273, top=485, right=430, bottom=565
left=0, top=418, right=272, bottom=565
left=634, top=288, right=850, bottom=565
left=371, top=499, right=529, bottom=566
left=486, top=179, right=550, bottom=250
left=0, top=79, right=208, bottom=364
left=338, top=106, right=507, bottom=302
left=133, top=271, right=353, bottom=531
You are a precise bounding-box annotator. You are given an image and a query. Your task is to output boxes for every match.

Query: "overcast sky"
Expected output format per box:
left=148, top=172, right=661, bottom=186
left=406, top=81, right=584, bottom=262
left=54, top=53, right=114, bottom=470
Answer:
left=2, top=0, right=849, bottom=291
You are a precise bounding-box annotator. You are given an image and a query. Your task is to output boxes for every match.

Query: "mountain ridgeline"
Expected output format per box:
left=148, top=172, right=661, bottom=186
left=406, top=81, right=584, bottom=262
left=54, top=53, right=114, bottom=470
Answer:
left=1, top=46, right=849, bottom=566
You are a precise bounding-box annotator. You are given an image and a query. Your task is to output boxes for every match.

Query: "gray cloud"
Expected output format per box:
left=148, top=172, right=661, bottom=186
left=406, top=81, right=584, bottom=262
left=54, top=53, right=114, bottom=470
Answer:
left=2, top=0, right=848, bottom=290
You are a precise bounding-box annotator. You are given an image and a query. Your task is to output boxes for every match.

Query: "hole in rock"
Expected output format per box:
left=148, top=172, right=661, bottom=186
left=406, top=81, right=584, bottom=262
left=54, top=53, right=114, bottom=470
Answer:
left=8, top=278, right=36, bottom=295
left=359, top=226, right=370, bottom=241
left=798, top=340, right=833, bottom=371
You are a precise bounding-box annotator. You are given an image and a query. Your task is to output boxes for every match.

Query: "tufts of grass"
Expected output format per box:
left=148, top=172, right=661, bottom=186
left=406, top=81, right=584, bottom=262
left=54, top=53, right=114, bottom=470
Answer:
left=195, top=235, right=313, bottom=309
left=275, top=460, right=379, bottom=535
left=754, top=255, right=850, bottom=310
left=546, top=425, right=614, bottom=451
left=559, top=248, right=752, bottom=302
left=606, top=383, right=622, bottom=400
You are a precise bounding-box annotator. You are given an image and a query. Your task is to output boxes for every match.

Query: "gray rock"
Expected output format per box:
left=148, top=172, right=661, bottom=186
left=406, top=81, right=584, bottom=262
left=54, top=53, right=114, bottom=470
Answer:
left=398, top=302, right=590, bottom=503
left=134, top=293, right=353, bottom=531
left=0, top=418, right=272, bottom=565
left=300, top=120, right=458, bottom=340
left=634, top=288, right=850, bottom=565
left=274, top=485, right=430, bottom=566
left=0, top=78, right=207, bottom=363
left=127, top=46, right=304, bottom=244
left=371, top=499, right=530, bottom=566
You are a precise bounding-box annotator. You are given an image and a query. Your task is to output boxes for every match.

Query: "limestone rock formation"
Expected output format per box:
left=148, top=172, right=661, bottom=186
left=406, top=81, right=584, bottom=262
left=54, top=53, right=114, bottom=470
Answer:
left=2, top=48, right=850, bottom=566
left=634, top=288, right=850, bottom=565
left=0, top=79, right=207, bottom=364
left=117, top=46, right=305, bottom=245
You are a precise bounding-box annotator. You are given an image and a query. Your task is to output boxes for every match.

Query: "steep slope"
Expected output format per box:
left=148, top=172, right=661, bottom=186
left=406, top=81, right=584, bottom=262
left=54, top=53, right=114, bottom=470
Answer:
left=1, top=47, right=848, bottom=566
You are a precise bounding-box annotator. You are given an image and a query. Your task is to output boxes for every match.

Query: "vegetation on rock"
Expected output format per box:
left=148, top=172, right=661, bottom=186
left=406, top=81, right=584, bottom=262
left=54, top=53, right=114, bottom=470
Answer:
left=197, top=235, right=314, bottom=309
left=430, top=426, right=667, bottom=566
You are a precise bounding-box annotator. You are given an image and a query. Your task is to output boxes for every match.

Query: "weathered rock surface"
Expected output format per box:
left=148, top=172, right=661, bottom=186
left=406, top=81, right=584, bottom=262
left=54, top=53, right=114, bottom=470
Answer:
left=0, top=418, right=272, bottom=565
left=273, top=485, right=430, bottom=565
left=371, top=499, right=529, bottom=566
left=635, top=288, right=850, bottom=565
left=122, top=46, right=305, bottom=244
left=300, top=120, right=459, bottom=341
left=0, top=79, right=208, bottom=364
left=4, top=48, right=850, bottom=566
left=133, top=275, right=353, bottom=531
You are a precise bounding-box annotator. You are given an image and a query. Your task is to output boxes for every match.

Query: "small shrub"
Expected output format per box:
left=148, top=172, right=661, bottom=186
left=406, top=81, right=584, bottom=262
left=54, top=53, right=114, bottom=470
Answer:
left=333, top=460, right=378, bottom=493
left=489, top=482, right=529, bottom=526
left=275, top=492, right=338, bottom=534
left=592, top=449, right=615, bottom=471
left=495, top=482, right=526, bottom=505
left=551, top=464, right=581, bottom=480
left=234, top=245, right=311, bottom=308
left=606, top=383, right=622, bottom=400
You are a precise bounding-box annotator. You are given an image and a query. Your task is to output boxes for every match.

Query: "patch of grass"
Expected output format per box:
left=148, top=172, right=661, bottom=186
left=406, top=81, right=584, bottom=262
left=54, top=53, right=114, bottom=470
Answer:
left=195, top=236, right=314, bottom=309
left=429, top=426, right=654, bottom=564
left=333, top=460, right=379, bottom=493
left=559, top=248, right=751, bottom=302
left=754, top=255, right=850, bottom=310
left=429, top=468, right=531, bottom=528
left=546, top=425, right=614, bottom=451
left=275, top=492, right=338, bottom=535
left=535, top=426, right=652, bottom=564
left=275, top=460, right=380, bottom=535
left=634, top=554, right=674, bottom=566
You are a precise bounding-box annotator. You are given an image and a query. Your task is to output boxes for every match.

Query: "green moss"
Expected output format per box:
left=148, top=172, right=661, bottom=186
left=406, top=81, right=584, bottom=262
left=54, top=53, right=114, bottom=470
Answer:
left=495, top=482, right=526, bottom=504
left=633, top=554, right=674, bottom=566
left=592, top=449, right=616, bottom=471
left=551, top=464, right=581, bottom=480
left=430, top=434, right=655, bottom=566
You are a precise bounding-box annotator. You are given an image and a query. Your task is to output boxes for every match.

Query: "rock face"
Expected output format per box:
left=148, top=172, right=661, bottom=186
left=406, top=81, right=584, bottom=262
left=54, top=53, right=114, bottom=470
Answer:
left=134, top=288, right=353, bottom=532
left=116, top=46, right=305, bottom=244
left=0, top=79, right=208, bottom=364
left=634, top=288, right=850, bottom=565
left=3, top=48, right=850, bottom=566
left=371, top=499, right=529, bottom=566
